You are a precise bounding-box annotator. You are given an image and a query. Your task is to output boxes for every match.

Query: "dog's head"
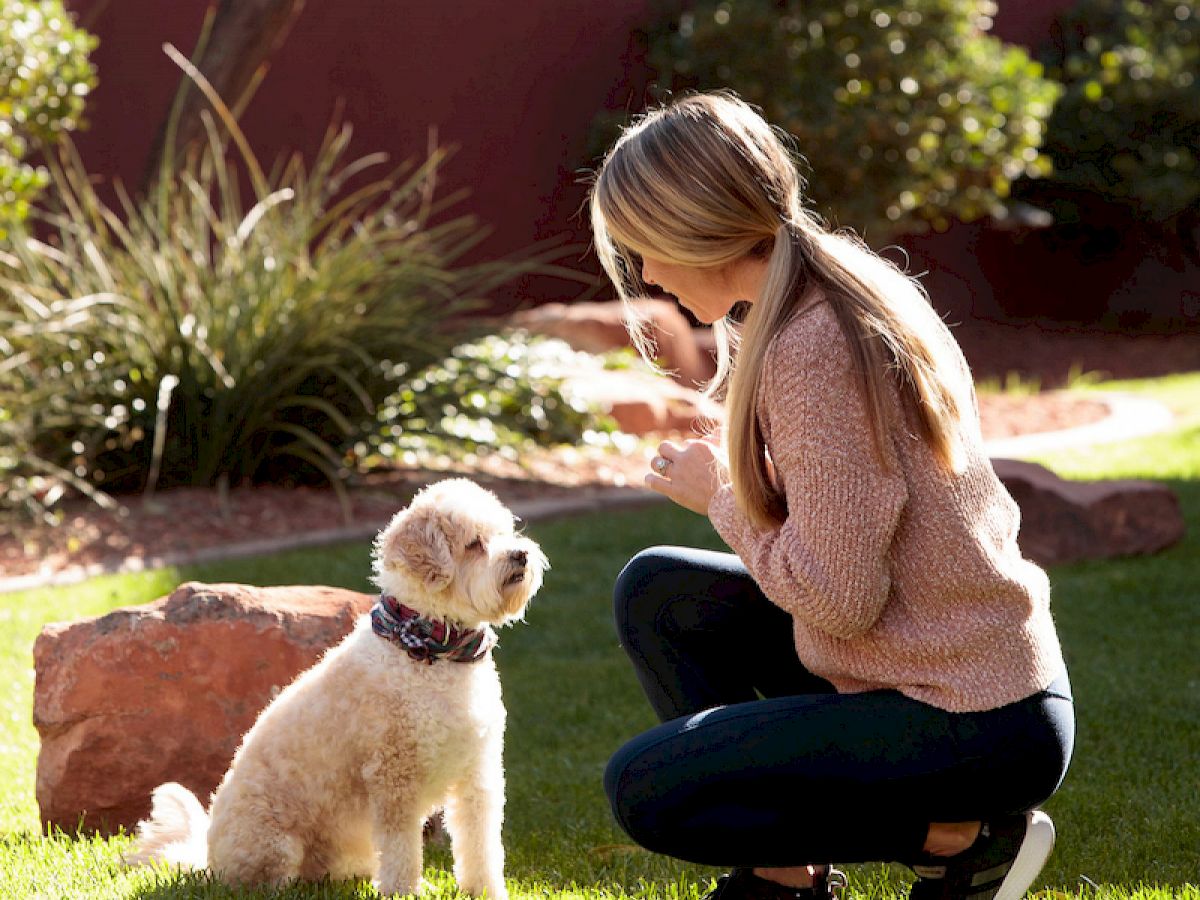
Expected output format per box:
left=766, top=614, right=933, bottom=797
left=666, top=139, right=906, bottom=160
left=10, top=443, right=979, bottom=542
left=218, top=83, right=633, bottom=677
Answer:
left=372, top=478, right=548, bottom=628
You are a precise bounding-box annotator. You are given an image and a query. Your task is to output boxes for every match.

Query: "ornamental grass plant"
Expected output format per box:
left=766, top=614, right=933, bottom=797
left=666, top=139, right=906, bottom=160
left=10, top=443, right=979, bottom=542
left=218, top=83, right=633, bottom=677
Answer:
left=0, top=45, right=567, bottom=523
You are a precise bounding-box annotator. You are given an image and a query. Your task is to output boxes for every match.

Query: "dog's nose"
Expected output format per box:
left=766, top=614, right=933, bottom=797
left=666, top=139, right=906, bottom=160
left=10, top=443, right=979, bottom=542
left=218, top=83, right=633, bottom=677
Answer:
left=508, top=549, right=527, bottom=566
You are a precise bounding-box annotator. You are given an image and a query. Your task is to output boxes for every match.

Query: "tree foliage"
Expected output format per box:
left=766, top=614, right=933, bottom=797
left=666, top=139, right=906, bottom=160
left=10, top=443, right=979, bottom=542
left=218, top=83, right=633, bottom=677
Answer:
left=0, top=0, right=96, bottom=232
left=1035, top=0, right=1199, bottom=226
left=630, top=0, right=1060, bottom=242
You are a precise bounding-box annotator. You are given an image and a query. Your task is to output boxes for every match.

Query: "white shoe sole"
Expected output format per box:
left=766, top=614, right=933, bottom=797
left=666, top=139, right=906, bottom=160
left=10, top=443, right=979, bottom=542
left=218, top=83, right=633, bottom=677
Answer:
left=993, top=810, right=1056, bottom=900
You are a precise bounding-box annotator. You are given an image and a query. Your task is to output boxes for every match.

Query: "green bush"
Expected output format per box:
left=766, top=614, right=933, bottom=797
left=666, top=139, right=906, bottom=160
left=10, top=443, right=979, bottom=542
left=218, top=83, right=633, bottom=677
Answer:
left=625, top=0, right=1060, bottom=242
left=0, top=54, right=552, bottom=522
left=1033, top=0, right=1199, bottom=226
left=368, top=331, right=621, bottom=465
left=0, top=0, right=97, bottom=233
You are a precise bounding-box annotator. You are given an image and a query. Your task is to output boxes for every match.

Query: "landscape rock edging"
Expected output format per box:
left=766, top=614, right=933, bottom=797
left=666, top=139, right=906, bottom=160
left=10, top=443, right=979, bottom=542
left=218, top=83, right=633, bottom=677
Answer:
left=992, top=458, right=1185, bottom=565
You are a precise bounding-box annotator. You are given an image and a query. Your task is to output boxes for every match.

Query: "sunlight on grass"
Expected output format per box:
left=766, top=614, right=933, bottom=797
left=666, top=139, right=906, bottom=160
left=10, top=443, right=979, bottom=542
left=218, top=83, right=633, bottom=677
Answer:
left=975, top=363, right=1114, bottom=397
left=1035, top=372, right=1200, bottom=487
left=975, top=370, right=1044, bottom=396
left=1069, top=371, right=1200, bottom=428
left=1, top=373, right=1197, bottom=898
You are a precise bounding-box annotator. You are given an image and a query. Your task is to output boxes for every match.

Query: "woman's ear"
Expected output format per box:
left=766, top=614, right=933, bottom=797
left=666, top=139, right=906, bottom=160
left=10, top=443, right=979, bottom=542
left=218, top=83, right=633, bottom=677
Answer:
left=378, top=507, right=454, bottom=591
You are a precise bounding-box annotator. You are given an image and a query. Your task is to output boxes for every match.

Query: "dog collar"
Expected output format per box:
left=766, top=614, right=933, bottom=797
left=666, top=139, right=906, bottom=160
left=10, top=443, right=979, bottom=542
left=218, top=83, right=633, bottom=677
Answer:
left=370, top=594, right=497, bottom=665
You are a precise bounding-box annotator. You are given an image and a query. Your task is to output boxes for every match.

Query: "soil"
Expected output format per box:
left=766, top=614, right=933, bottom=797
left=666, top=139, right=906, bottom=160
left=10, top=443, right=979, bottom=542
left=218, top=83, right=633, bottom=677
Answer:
left=3, top=322, right=1197, bottom=586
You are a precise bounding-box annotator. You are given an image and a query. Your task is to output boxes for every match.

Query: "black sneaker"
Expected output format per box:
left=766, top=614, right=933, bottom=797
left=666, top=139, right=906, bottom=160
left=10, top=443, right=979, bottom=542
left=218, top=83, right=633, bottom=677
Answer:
left=703, top=866, right=848, bottom=900
left=909, top=810, right=1056, bottom=900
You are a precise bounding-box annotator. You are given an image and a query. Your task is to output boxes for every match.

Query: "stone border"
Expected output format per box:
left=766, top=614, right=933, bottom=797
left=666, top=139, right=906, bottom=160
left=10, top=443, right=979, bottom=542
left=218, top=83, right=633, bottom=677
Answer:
left=0, top=489, right=667, bottom=595
left=983, top=391, right=1174, bottom=458
left=0, top=392, right=1175, bottom=595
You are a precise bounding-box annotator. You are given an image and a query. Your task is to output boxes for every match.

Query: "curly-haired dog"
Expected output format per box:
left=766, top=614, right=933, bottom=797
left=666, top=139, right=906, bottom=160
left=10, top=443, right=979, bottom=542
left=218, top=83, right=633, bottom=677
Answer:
left=127, top=478, right=547, bottom=898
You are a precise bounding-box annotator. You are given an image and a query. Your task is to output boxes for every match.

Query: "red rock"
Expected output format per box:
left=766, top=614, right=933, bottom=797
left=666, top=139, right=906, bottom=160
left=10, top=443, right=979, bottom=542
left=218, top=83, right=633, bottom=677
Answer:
left=993, top=458, right=1186, bottom=565
left=567, top=368, right=725, bottom=436
left=513, top=298, right=715, bottom=386
left=512, top=298, right=729, bottom=435
left=33, top=582, right=373, bottom=835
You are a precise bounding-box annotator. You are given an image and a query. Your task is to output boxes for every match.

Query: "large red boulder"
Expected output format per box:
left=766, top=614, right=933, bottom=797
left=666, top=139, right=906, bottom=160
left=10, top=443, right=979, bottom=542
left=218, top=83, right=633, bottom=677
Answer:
left=993, top=458, right=1186, bottom=565
left=33, top=582, right=372, bottom=835
left=569, top=368, right=725, bottom=436
left=512, top=298, right=726, bottom=436
left=513, top=298, right=715, bottom=386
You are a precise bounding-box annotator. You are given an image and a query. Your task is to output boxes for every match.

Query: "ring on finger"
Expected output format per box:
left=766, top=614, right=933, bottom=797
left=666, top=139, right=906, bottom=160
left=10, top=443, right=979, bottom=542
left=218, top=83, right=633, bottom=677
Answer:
left=653, top=456, right=672, bottom=475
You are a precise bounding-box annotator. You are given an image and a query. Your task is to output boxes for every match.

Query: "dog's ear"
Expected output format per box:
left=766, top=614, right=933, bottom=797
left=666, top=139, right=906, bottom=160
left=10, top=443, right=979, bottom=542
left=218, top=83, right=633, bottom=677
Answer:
left=380, top=507, right=454, bottom=591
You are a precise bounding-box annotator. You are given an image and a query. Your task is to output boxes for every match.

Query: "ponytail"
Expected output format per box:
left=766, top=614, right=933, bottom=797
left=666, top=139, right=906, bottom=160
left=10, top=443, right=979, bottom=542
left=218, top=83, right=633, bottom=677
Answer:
left=590, top=91, right=967, bottom=530
left=722, top=224, right=805, bottom=524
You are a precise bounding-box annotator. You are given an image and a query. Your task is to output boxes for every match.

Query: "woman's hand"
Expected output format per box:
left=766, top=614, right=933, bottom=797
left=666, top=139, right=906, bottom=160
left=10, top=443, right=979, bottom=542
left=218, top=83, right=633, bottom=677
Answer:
left=646, top=436, right=728, bottom=515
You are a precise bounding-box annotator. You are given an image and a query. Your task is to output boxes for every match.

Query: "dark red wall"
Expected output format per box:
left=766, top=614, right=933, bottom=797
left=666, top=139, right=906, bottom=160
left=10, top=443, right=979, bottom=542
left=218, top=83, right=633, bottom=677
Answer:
left=67, top=0, right=1074, bottom=252
left=64, top=0, right=1195, bottom=328
left=990, top=0, right=1078, bottom=45
left=67, top=0, right=662, bottom=309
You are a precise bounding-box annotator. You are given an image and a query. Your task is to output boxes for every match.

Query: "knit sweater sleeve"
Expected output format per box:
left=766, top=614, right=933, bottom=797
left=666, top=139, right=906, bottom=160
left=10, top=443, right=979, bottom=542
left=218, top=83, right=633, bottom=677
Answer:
left=708, top=315, right=908, bottom=639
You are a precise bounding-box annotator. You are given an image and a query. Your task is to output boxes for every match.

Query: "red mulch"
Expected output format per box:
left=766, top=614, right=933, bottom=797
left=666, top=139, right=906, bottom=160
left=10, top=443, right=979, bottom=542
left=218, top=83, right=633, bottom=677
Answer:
left=0, top=392, right=1107, bottom=585
left=3, top=323, right=1197, bottom=585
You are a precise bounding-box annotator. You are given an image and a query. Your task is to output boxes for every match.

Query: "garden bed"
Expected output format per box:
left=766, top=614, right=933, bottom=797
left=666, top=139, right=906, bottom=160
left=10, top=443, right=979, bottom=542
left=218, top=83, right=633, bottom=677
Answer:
left=0, top=389, right=1110, bottom=584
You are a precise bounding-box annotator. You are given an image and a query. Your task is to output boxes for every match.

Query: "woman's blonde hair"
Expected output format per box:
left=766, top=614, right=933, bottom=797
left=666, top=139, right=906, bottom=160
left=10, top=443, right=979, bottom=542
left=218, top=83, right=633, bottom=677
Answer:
left=589, top=91, right=967, bottom=528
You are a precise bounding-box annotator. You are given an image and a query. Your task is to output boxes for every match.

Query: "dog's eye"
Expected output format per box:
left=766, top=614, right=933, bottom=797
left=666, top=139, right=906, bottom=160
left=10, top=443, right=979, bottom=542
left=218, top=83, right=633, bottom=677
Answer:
left=465, top=537, right=484, bottom=552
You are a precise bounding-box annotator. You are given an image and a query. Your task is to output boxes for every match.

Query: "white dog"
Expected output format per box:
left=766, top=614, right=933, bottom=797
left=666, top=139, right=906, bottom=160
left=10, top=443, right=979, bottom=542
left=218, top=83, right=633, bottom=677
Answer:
left=128, top=478, right=547, bottom=898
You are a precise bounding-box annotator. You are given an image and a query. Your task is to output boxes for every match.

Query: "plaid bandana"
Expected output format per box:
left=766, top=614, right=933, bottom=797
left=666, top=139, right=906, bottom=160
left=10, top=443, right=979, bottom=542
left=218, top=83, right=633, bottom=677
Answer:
left=370, top=594, right=497, bottom=665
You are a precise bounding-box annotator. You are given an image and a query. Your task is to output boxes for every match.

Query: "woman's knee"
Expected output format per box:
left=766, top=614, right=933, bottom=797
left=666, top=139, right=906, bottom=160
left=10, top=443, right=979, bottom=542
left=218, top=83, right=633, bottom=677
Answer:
left=612, top=546, right=684, bottom=635
left=602, top=740, right=635, bottom=818
left=603, top=735, right=674, bottom=851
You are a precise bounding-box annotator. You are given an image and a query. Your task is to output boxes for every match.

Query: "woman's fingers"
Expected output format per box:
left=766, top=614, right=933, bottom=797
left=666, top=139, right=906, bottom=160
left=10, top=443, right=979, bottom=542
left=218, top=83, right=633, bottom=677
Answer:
left=645, top=438, right=726, bottom=515
left=650, top=440, right=683, bottom=478
left=656, top=440, right=683, bottom=460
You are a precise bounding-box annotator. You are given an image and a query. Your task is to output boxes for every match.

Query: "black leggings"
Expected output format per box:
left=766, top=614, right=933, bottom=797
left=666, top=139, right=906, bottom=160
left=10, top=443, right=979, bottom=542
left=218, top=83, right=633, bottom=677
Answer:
left=603, top=546, right=1075, bottom=868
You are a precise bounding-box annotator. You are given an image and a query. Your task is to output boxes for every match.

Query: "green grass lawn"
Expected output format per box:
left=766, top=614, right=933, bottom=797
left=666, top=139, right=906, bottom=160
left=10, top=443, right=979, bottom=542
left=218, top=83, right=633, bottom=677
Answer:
left=1, top=374, right=1198, bottom=899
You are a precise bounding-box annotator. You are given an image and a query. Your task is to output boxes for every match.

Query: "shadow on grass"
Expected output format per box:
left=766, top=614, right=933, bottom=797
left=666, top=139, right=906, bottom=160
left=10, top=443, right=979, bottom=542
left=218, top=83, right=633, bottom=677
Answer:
left=127, top=869, right=381, bottom=900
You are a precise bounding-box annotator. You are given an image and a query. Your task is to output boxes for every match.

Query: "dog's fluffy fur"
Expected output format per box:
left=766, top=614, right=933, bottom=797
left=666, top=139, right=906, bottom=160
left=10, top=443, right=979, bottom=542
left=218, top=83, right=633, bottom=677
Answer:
left=127, top=478, right=547, bottom=897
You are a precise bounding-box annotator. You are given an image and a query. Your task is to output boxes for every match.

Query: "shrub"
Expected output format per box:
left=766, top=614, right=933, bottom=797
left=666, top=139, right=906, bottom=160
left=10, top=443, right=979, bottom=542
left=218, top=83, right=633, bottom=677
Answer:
left=0, top=49, right=553, bottom=522
left=368, top=331, right=621, bottom=465
left=1031, top=0, right=1199, bottom=227
left=626, top=0, right=1060, bottom=242
left=0, top=0, right=97, bottom=234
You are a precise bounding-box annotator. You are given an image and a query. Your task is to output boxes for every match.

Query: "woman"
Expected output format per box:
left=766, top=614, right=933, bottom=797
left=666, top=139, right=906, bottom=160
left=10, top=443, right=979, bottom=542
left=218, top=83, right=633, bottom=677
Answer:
left=588, top=92, right=1074, bottom=900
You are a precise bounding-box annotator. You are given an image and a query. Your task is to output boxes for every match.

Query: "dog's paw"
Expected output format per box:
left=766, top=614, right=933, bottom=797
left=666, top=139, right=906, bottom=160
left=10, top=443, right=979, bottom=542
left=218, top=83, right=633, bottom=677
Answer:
left=459, top=880, right=508, bottom=900
left=374, top=876, right=428, bottom=898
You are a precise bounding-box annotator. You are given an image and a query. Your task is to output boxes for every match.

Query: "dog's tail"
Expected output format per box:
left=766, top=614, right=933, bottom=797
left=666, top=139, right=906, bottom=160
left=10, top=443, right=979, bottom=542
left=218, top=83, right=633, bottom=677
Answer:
left=124, top=782, right=210, bottom=870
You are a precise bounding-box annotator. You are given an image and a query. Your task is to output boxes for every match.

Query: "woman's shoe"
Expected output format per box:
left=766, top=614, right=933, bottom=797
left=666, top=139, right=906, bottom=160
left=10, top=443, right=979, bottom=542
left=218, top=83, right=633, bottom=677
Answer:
left=702, top=866, right=847, bottom=900
left=908, top=810, right=1056, bottom=900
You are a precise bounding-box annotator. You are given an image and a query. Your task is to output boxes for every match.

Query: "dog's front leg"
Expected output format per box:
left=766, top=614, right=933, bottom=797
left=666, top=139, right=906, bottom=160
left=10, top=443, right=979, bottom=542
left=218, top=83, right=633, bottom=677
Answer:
left=369, top=796, right=425, bottom=897
left=443, top=755, right=508, bottom=900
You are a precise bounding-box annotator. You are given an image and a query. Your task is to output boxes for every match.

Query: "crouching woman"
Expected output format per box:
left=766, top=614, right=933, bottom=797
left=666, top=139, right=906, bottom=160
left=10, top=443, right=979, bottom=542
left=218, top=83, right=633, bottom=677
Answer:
left=589, top=91, right=1074, bottom=900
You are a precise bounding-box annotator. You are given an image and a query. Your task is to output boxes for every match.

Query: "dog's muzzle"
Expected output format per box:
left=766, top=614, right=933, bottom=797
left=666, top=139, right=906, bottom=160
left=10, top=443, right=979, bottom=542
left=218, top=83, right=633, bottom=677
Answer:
left=501, top=547, right=535, bottom=588
left=503, top=549, right=527, bottom=586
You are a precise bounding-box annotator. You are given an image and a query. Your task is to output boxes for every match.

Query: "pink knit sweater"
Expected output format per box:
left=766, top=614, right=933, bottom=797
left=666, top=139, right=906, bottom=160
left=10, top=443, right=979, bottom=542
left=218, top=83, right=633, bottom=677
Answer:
left=708, top=297, right=1065, bottom=713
